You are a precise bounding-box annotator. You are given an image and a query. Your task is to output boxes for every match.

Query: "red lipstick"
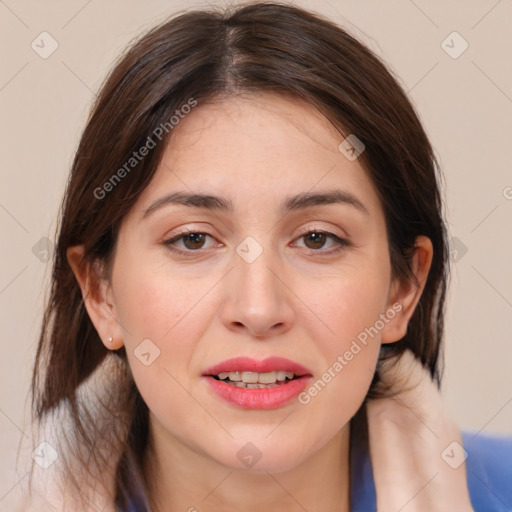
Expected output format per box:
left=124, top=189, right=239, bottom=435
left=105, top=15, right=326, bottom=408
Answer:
left=202, top=356, right=313, bottom=410
left=203, top=356, right=311, bottom=376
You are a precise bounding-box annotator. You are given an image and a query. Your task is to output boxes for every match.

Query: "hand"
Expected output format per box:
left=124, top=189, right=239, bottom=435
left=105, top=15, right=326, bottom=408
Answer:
left=366, top=349, right=474, bottom=512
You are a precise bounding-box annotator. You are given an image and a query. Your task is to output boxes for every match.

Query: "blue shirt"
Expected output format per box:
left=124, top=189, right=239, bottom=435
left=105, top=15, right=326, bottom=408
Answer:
left=351, top=431, right=512, bottom=511
left=123, top=431, right=512, bottom=511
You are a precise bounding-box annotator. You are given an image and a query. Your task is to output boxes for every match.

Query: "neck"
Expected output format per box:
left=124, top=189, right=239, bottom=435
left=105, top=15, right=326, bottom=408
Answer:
left=144, top=418, right=351, bottom=512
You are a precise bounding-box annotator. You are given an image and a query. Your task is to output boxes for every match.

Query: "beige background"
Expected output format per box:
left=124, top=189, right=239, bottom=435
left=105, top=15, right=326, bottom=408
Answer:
left=1, top=0, right=511, bottom=507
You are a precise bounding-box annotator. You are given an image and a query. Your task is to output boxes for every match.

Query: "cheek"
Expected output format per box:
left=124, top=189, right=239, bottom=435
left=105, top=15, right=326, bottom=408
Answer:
left=113, top=257, right=212, bottom=342
left=115, top=273, right=210, bottom=440
left=294, top=266, right=389, bottom=420
left=301, top=262, right=391, bottom=354
left=110, top=260, right=207, bottom=402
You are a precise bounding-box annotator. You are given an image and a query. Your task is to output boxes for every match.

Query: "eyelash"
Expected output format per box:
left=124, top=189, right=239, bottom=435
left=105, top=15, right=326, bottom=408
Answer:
left=162, top=228, right=350, bottom=256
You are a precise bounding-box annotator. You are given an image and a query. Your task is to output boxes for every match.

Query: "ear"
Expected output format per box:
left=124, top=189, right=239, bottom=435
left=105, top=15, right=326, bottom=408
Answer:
left=67, top=245, right=124, bottom=350
left=381, top=235, right=433, bottom=344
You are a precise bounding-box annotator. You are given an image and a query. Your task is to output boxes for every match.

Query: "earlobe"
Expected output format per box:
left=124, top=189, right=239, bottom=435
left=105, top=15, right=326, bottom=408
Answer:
left=381, top=236, right=433, bottom=344
left=66, top=245, right=124, bottom=350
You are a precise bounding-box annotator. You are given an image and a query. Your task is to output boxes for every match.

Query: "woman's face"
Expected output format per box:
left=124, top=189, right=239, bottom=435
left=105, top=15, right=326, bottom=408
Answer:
left=108, top=92, right=400, bottom=472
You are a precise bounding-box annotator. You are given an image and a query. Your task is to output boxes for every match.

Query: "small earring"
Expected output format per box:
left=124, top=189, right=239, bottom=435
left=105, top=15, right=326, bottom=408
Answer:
left=107, top=336, right=113, bottom=344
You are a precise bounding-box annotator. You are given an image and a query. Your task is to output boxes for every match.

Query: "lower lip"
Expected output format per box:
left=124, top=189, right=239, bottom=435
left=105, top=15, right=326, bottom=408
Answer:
left=203, top=376, right=313, bottom=410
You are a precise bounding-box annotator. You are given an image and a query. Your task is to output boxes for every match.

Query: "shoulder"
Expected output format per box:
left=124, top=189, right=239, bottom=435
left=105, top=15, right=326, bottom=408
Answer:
left=462, top=431, right=512, bottom=512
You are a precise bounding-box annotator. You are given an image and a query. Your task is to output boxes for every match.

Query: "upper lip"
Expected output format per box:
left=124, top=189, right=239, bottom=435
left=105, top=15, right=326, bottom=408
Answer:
left=203, top=356, right=312, bottom=376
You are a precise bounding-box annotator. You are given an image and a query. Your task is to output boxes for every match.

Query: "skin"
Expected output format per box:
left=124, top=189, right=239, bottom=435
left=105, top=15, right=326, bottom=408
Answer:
left=68, top=92, right=433, bottom=512
left=367, top=351, right=474, bottom=511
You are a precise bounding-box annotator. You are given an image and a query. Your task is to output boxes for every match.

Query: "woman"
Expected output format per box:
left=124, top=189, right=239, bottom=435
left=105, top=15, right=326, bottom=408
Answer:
left=25, top=2, right=511, bottom=511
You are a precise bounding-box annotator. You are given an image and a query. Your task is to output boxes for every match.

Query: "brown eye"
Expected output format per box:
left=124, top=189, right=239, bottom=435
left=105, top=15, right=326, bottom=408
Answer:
left=303, top=232, right=328, bottom=250
left=163, top=231, right=218, bottom=254
left=294, top=230, right=349, bottom=253
left=181, top=232, right=207, bottom=250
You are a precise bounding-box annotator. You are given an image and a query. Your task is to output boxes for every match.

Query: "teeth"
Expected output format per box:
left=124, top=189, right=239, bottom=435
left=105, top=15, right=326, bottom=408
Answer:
left=233, top=381, right=279, bottom=389
left=276, top=370, right=287, bottom=381
left=218, top=371, right=242, bottom=381
left=216, top=370, right=297, bottom=385
left=241, top=371, right=259, bottom=383
left=257, top=371, right=276, bottom=384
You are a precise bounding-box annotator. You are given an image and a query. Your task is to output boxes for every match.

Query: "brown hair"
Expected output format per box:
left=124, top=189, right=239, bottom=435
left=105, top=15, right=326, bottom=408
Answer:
left=30, top=2, right=448, bottom=509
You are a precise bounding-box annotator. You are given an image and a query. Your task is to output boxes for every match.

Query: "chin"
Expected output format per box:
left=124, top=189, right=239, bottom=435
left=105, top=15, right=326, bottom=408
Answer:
left=204, top=436, right=312, bottom=474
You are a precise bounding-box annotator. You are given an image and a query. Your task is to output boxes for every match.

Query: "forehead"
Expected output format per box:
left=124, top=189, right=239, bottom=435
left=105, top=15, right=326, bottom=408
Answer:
left=166, top=92, right=343, bottom=167
left=131, top=92, right=384, bottom=220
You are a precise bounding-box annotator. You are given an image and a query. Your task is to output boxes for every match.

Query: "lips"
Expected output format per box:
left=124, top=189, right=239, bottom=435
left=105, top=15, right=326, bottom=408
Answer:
left=202, top=357, right=313, bottom=410
left=203, top=356, right=312, bottom=377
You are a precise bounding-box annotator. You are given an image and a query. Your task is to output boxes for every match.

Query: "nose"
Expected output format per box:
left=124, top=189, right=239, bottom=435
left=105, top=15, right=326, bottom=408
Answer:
left=219, top=244, right=295, bottom=339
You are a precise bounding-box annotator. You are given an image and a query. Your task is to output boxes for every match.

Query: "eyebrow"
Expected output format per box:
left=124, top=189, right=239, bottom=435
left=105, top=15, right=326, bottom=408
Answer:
left=141, top=189, right=368, bottom=220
